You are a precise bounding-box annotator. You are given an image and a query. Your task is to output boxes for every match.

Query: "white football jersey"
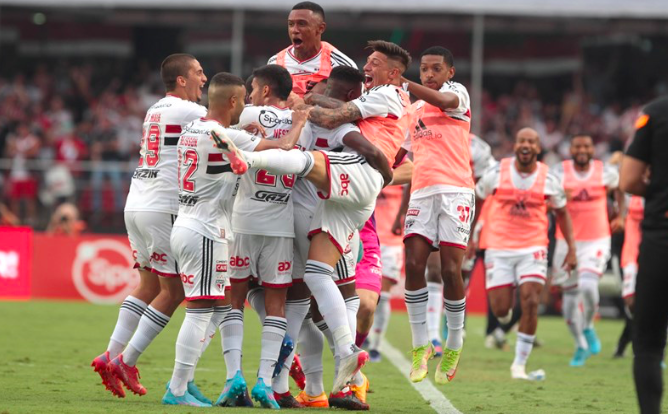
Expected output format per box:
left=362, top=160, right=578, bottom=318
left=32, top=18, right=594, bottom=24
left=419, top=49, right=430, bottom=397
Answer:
left=292, top=121, right=361, bottom=212
left=470, top=134, right=496, bottom=179
left=268, top=46, right=357, bottom=74
left=232, top=105, right=297, bottom=237
left=439, top=81, right=471, bottom=123
left=125, top=95, right=207, bottom=214
left=173, top=118, right=260, bottom=243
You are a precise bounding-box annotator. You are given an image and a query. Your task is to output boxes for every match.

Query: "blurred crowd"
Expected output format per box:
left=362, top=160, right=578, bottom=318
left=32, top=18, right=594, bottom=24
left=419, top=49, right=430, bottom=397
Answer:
left=0, top=61, right=653, bottom=231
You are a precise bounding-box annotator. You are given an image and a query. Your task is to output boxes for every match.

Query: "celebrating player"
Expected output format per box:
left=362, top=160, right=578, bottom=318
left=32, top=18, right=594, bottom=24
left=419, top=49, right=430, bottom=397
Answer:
left=395, top=46, right=473, bottom=385
left=213, top=40, right=411, bottom=396
left=92, top=54, right=207, bottom=398
left=269, top=1, right=357, bottom=97
left=551, top=134, right=623, bottom=366
left=476, top=127, right=577, bottom=380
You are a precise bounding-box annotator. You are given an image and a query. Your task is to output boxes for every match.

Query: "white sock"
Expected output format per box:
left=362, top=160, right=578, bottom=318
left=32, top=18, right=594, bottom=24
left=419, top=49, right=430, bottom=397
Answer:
left=405, top=288, right=429, bottom=348
left=316, top=319, right=340, bottom=379
left=273, top=298, right=310, bottom=394
left=222, top=309, right=244, bottom=380
left=300, top=315, right=325, bottom=396
left=562, top=290, right=587, bottom=349
left=444, top=298, right=466, bottom=350
left=108, top=296, right=147, bottom=359
left=427, top=282, right=443, bottom=342
left=345, top=295, right=360, bottom=335
left=513, top=332, right=535, bottom=366
left=247, top=149, right=314, bottom=177
left=579, top=275, right=600, bottom=329
left=190, top=305, right=230, bottom=382
left=305, top=260, right=355, bottom=358
left=247, top=287, right=267, bottom=322
left=169, top=308, right=213, bottom=396
left=368, top=292, right=391, bottom=351
left=122, top=305, right=170, bottom=366
left=259, top=316, right=288, bottom=384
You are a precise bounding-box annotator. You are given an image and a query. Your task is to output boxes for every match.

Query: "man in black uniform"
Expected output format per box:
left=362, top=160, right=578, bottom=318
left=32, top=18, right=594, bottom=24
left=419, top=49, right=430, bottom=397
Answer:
left=620, top=96, right=668, bottom=414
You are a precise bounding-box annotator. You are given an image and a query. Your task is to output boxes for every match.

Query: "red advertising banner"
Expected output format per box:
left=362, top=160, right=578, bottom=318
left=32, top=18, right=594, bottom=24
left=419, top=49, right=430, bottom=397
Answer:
left=32, top=233, right=139, bottom=304
left=0, top=226, right=32, bottom=300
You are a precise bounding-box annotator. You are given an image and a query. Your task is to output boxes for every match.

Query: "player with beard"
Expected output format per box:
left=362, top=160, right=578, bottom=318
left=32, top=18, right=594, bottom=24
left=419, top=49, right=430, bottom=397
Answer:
left=476, top=128, right=577, bottom=381
left=551, top=134, right=623, bottom=366
left=269, top=1, right=356, bottom=97
left=92, top=54, right=207, bottom=398
left=212, top=40, right=411, bottom=400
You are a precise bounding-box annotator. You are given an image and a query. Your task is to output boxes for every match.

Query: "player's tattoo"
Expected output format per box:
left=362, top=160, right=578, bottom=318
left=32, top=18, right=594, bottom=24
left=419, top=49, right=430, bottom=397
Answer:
left=305, top=93, right=345, bottom=109
left=308, top=102, right=362, bottom=129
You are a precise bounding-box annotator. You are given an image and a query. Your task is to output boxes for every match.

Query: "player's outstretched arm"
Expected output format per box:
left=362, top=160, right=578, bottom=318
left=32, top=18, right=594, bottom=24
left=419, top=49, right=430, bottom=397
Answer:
left=342, top=131, right=393, bottom=186
left=555, top=207, right=578, bottom=271
left=309, top=102, right=362, bottom=129
left=390, top=158, right=413, bottom=186
left=304, top=92, right=345, bottom=109
left=401, top=77, right=459, bottom=111
left=254, top=108, right=311, bottom=151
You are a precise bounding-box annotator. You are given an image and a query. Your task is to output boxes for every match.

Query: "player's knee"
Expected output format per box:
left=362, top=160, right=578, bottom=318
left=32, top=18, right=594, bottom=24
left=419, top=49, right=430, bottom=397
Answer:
left=440, top=262, right=461, bottom=286
left=521, top=292, right=540, bottom=312
left=490, top=300, right=511, bottom=319
left=358, top=299, right=375, bottom=319
left=405, top=255, right=427, bottom=277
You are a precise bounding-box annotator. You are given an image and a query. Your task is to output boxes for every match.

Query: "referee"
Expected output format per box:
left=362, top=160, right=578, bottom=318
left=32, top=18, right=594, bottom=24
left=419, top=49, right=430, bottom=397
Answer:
left=620, top=96, right=668, bottom=414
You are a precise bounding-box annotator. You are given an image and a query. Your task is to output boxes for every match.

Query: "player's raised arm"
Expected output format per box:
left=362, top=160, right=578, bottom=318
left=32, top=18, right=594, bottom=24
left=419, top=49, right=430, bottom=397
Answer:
left=341, top=130, right=393, bottom=186
left=308, top=101, right=362, bottom=129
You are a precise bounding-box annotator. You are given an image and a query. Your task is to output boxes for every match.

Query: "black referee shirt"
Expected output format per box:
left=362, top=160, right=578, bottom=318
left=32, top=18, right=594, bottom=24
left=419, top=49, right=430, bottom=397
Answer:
left=626, top=96, right=668, bottom=235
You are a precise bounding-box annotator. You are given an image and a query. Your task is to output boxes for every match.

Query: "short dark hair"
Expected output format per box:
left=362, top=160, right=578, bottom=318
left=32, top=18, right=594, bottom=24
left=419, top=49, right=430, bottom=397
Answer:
left=420, top=46, right=454, bottom=67
left=328, top=66, right=364, bottom=85
left=245, top=74, right=254, bottom=93
left=292, top=1, right=325, bottom=20
left=570, top=133, right=593, bottom=142
left=161, top=54, right=196, bottom=91
left=252, top=65, right=293, bottom=100
left=209, top=72, right=245, bottom=89
left=366, top=40, right=411, bottom=71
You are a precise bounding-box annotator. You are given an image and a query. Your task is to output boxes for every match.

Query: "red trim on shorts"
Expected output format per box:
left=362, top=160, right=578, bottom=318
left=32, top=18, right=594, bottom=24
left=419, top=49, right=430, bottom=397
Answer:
left=225, top=286, right=232, bottom=292
left=622, top=293, right=635, bottom=299
left=316, top=151, right=332, bottom=200
left=486, top=283, right=515, bottom=291
left=292, top=278, right=304, bottom=283
left=133, top=263, right=141, bottom=269
left=439, top=241, right=467, bottom=250
left=336, top=277, right=356, bottom=286
left=261, top=281, right=293, bottom=289
left=308, top=228, right=344, bottom=254
left=404, top=233, right=438, bottom=251
left=386, top=114, right=398, bottom=120
left=520, top=274, right=547, bottom=281
left=150, top=268, right=180, bottom=278
left=186, top=295, right=226, bottom=301
left=579, top=268, right=603, bottom=277
left=231, top=276, right=253, bottom=283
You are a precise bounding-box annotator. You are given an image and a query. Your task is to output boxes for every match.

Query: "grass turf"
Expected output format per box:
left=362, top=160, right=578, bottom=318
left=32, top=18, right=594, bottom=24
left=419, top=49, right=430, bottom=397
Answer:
left=0, top=300, right=653, bottom=413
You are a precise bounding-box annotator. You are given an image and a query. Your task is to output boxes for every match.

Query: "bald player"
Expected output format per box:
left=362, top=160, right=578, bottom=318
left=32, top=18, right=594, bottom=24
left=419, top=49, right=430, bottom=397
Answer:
left=476, top=128, right=577, bottom=381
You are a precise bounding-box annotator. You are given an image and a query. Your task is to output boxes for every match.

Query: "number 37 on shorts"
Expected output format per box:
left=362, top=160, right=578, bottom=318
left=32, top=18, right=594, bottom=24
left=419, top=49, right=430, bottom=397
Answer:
left=404, top=192, right=475, bottom=250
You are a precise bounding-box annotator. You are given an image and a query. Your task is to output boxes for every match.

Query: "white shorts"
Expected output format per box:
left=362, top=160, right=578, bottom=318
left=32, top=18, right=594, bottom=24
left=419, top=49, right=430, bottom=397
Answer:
left=552, top=238, right=611, bottom=289
left=310, top=152, right=382, bottom=254
left=294, top=205, right=356, bottom=284
left=170, top=226, right=229, bottom=301
left=230, top=233, right=294, bottom=288
left=622, top=263, right=637, bottom=299
left=484, top=248, right=548, bottom=290
left=380, top=244, right=403, bottom=283
left=125, top=211, right=179, bottom=278
left=404, top=192, right=475, bottom=250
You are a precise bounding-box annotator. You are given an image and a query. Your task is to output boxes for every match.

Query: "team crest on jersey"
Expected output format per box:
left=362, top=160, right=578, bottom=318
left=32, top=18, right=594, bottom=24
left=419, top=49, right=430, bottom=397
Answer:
left=259, top=110, right=292, bottom=129
left=215, top=278, right=226, bottom=292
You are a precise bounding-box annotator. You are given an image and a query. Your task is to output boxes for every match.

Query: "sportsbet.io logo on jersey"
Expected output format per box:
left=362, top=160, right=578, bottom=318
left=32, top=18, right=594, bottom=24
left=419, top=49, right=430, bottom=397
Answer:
left=72, top=239, right=138, bottom=304
left=259, top=110, right=292, bottom=129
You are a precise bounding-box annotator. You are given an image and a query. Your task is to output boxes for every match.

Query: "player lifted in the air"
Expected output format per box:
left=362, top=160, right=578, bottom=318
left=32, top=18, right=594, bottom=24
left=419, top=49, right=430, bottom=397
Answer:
left=476, top=128, right=577, bottom=381
left=92, top=54, right=207, bottom=398
left=551, top=134, right=623, bottom=366
left=213, top=40, right=410, bottom=397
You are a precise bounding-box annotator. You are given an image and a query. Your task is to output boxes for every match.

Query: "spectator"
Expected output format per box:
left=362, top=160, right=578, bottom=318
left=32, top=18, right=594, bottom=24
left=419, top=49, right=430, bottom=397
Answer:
left=4, top=123, right=41, bottom=225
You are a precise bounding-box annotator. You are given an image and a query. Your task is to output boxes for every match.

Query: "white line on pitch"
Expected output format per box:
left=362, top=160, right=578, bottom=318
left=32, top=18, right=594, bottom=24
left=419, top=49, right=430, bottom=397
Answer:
left=379, top=341, right=462, bottom=414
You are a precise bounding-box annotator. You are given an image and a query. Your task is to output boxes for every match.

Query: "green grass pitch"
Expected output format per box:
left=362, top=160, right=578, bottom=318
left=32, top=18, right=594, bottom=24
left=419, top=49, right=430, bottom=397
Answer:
left=0, top=301, right=654, bottom=413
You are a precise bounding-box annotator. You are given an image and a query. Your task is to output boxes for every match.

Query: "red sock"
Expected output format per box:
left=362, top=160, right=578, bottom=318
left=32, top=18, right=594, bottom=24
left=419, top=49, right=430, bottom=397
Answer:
left=355, top=331, right=369, bottom=348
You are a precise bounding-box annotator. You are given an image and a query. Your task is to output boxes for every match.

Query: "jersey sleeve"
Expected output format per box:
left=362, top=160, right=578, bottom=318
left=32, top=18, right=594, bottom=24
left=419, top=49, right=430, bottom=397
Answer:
left=545, top=172, right=567, bottom=209
left=238, top=106, right=262, bottom=130
left=296, top=122, right=314, bottom=151
left=228, top=129, right=261, bottom=152
left=549, top=163, right=565, bottom=185
left=330, top=49, right=358, bottom=69
left=351, top=86, right=403, bottom=120
left=603, top=164, right=620, bottom=188
left=401, top=129, right=412, bottom=152
left=626, top=107, right=656, bottom=163
left=268, top=54, right=278, bottom=65
left=183, top=104, right=207, bottom=124
left=440, top=82, right=470, bottom=119
left=475, top=166, right=500, bottom=199
left=328, top=123, right=361, bottom=148
left=470, top=136, right=495, bottom=179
